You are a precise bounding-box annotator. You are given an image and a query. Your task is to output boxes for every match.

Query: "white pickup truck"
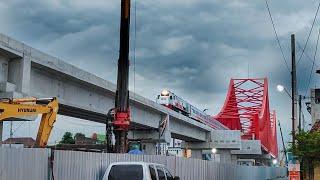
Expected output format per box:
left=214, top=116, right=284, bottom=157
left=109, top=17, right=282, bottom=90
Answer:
left=102, top=162, right=180, bottom=180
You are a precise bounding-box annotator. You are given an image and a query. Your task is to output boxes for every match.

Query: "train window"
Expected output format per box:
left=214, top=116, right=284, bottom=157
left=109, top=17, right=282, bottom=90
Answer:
left=170, top=96, right=173, bottom=100
left=157, top=95, right=160, bottom=99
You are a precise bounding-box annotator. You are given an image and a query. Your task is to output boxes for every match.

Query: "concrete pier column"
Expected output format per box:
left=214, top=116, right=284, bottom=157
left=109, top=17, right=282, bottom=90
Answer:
left=182, top=141, right=236, bottom=163
left=141, top=142, right=157, bottom=155
left=128, top=129, right=170, bottom=155
left=218, top=149, right=232, bottom=163
left=190, top=149, right=203, bottom=159
left=0, top=122, right=3, bottom=146
left=8, top=56, right=31, bottom=94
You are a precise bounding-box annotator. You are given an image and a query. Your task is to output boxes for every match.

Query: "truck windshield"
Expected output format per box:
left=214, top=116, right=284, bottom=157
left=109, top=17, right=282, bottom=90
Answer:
left=108, top=165, right=143, bottom=180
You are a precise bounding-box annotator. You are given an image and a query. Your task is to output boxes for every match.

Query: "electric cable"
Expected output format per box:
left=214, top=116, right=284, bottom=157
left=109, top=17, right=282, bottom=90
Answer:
left=302, top=109, right=306, bottom=131
left=68, top=121, right=105, bottom=128
left=12, top=121, right=26, bottom=134
left=297, top=0, right=320, bottom=65
left=304, top=28, right=320, bottom=97
left=265, top=0, right=291, bottom=73
left=297, top=42, right=320, bottom=69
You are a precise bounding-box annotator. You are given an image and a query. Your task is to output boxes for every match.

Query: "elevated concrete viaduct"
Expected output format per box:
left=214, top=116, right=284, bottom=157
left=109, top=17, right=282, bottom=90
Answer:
left=0, top=34, right=213, bottom=144
left=0, top=34, right=266, bottom=163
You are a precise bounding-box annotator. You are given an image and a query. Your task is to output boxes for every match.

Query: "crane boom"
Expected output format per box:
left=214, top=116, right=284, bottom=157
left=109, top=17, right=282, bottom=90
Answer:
left=116, top=0, right=130, bottom=113
left=109, top=0, right=131, bottom=153
left=0, top=97, right=58, bottom=147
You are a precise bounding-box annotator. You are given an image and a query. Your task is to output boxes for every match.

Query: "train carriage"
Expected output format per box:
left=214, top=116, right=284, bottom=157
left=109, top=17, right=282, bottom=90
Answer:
left=156, top=90, right=228, bottom=130
left=156, top=90, right=190, bottom=115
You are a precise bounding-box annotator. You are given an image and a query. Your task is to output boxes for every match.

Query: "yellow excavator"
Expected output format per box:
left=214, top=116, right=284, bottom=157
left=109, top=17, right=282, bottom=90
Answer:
left=0, top=97, right=58, bottom=147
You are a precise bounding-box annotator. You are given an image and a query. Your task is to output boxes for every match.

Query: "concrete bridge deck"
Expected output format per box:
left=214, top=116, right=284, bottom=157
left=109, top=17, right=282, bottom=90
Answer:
left=0, top=33, right=216, bottom=143
left=0, top=34, right=271, bottom=163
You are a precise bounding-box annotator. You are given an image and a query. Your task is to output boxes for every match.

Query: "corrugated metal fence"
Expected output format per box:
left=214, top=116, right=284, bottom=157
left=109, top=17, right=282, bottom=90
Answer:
left=0, top=148, right=50, bottom=180
left=0, top=148, right=287, bottom=180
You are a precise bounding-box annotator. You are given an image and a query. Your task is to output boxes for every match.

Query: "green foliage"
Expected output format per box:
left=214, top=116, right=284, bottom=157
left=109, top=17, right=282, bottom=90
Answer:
left=74, top=133, right=85, bottom=139
left=59, top=132, right=75, bottom=144
left=289, top=131, right=320, bottom=161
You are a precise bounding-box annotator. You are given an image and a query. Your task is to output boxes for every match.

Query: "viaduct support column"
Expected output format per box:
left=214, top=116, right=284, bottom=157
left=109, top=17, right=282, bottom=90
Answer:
left=127, top=129, right=171, bottom=155
left=0, top=122, right=3, bottom=146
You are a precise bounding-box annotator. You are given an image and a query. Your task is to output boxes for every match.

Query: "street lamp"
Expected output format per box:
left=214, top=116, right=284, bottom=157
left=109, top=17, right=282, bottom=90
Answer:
left=211, top=148, right=217, bottom=162
left=272, top=159, right=278, bottom=165
left=277, top=84, right=297, bottom=150
left=277, top=85, right=284, bottom=92
left=277, top=85, right=292, bottom=98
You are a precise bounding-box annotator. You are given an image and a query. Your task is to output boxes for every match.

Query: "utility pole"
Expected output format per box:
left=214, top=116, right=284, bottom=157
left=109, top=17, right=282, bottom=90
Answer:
left=10, top=121, right=13, bottom=148
left=298, top=95, right=302, bottom=132
left=291, top=34, right=298, bottom=148
left=0, top=122, right=3, bottom=147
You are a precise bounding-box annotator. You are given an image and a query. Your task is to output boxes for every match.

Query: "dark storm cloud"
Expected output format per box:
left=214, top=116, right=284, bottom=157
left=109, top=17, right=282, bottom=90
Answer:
left=0, top=0, right=319, bottom=145
left=0, top=0, right=299, bottom=94
left=0, top=0, right=314, bottom=102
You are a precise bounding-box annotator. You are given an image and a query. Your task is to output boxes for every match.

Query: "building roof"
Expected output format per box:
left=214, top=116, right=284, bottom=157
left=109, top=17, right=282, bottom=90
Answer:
left=311, top=121, right=320, bottom=132
left=2, top=137, right=35, bottom=147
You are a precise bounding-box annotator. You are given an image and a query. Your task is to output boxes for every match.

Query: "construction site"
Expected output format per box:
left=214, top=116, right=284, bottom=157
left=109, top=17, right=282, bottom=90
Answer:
left=3, top=0, right=320, bottom=179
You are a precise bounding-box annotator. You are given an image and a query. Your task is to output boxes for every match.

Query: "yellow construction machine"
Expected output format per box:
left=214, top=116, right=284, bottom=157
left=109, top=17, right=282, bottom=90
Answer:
left=0, top=97, right=58, bottom=147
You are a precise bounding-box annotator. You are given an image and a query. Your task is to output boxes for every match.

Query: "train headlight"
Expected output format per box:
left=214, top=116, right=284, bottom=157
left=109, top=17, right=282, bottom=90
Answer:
left=161, top=89, right=169, bottom=96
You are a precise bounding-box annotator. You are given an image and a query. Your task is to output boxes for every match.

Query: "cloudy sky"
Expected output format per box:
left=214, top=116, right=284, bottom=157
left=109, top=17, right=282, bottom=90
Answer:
left=0, top=0, right=319, bottom=154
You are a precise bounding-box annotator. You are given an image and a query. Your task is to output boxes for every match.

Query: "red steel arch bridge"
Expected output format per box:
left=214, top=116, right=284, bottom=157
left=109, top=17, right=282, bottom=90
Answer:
left=214, top=78, right=278, bottom=158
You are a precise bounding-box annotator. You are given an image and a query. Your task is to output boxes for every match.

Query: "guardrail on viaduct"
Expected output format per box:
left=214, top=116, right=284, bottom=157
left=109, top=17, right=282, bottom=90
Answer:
left=0, top=148, right=287, bottom=180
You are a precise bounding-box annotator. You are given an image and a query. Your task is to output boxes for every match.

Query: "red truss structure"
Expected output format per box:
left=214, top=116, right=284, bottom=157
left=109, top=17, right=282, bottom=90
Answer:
left=214, top=78, right=278, bottom=158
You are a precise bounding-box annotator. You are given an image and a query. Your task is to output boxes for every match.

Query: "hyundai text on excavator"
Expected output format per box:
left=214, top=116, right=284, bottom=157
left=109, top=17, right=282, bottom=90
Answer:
left=106, top=0, right=132, bottom=153
left=0, top=97, right=58, bottom=147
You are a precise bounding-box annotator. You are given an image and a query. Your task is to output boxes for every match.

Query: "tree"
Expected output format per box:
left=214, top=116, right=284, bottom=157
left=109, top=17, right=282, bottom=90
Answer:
left=59, top=132, right=75, bottom=144
left=289, top=130, right=320, bottom=179
left=291, top=130, right=320, bottom=160
left=74, top=133, right=85, bottom=139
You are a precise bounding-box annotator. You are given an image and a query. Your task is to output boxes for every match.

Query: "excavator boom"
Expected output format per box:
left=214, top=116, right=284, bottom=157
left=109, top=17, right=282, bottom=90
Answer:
left=0, top=97, right=59, bottom=147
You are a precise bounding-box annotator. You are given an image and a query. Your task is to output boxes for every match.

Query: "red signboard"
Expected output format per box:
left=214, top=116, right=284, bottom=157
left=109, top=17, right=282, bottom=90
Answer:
left=289, top=171, right=300, bottom=180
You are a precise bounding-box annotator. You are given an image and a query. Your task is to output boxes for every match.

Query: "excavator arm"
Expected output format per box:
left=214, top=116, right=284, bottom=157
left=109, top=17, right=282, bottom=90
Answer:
left=0, top=97, right=59, bottom=147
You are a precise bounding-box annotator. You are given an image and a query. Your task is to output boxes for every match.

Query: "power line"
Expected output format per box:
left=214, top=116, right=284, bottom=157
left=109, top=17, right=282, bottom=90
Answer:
left=305, top=28, right=320, bottom=96
left=67, top=121, right=105, bottom=128
left=265, top=0, right=291, bottom=73
left=12, top=121, right=26, bottom=134
left=297, top=42, right=320, bottom=69
left=302, top=110, right=306, bottom=131
left=297, top=0, right=320, bottom=65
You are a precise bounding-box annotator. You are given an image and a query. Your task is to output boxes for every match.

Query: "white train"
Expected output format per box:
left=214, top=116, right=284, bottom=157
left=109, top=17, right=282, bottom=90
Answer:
left=156, top=90, right=228, bottom=130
